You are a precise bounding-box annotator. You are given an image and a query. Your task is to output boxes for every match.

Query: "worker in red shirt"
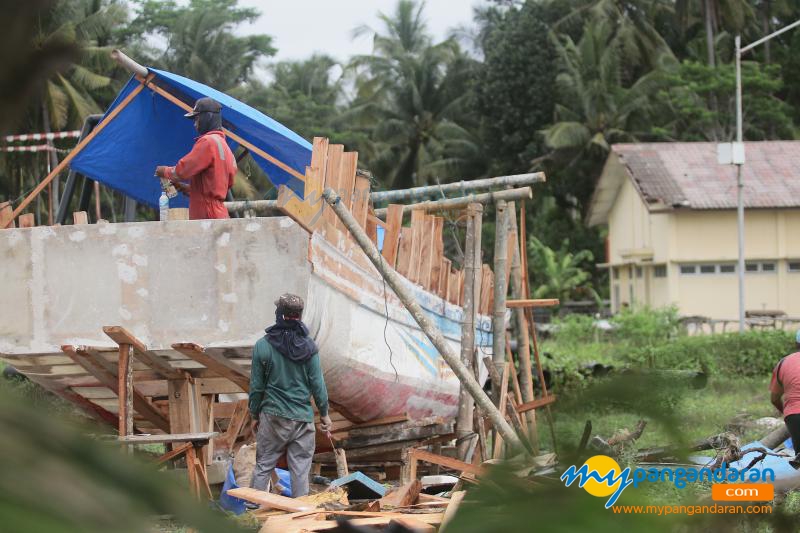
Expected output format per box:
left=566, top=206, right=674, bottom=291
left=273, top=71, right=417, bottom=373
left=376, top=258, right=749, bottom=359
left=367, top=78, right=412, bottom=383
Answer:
left=769, top=330, right=800, bottom=467
left=155, top=97, right=236, bottom=220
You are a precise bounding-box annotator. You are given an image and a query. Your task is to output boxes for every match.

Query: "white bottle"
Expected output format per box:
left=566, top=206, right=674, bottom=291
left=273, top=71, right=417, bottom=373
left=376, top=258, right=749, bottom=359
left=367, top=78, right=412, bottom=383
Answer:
left=159, top=191, right=169, bottom=221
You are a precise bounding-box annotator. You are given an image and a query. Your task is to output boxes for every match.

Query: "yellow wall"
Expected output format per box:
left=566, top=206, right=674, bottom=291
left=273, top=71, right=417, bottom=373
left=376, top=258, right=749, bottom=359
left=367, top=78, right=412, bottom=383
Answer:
left=605, top=169, right=800, bottom=319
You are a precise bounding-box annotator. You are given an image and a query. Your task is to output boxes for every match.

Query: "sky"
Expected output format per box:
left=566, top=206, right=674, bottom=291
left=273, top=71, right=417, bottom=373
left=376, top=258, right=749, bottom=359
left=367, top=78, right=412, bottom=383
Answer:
left=237, top=0, right=486, bottom=63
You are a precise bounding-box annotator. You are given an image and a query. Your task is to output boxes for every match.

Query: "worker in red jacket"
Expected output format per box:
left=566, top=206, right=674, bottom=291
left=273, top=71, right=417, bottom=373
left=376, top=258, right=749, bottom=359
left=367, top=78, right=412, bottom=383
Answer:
left=155, top=97, right=236, bottom=220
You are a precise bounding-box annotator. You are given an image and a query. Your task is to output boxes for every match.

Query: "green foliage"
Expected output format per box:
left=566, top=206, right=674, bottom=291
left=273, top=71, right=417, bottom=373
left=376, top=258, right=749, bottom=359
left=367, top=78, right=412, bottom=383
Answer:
left=528, top=236, right=599, bottom=302
left=473, top=1, right=556, bottom=174
left=652, top=59, right=795, bottom=140
left=127, top=0, right=275, bottom=90
left=346, top=0, right=482, bottom=189
left=611, top=306, right=681, bottom=347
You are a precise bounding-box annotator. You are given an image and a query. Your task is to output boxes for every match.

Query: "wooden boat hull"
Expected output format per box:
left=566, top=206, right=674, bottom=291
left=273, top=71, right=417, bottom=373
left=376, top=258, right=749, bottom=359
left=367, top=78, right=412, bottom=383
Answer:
left=0, top=217, right=491, bottom=427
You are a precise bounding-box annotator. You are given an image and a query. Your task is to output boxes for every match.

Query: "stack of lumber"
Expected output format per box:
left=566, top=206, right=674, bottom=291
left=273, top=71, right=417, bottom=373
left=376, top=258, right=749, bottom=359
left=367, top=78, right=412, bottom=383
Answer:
left=313, top=415, right=455, bottom=472
left=227, top=478, right=464, bottom=533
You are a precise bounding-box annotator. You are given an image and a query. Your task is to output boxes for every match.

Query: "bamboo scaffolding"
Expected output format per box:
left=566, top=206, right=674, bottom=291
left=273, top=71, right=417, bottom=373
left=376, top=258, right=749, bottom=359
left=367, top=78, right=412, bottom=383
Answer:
left=370, top=173, right=545, bottom=203
left=373, top=187, right=532, bottom=218
left=321, top=188, right=522, bottom=451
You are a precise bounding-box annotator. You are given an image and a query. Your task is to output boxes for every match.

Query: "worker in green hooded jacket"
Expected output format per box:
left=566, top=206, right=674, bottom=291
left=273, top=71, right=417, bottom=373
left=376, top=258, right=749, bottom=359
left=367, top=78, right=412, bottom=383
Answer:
left=248, top=293, right=331, bottom=498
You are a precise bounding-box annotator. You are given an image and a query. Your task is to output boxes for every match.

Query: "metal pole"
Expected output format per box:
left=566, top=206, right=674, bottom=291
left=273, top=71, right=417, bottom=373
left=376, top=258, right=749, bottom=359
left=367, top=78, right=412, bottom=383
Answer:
left=457, top=204, right=481, bottom=460
left=321, top=188, right=522, bottom=450
left=735, top=35, right=746, bottom=332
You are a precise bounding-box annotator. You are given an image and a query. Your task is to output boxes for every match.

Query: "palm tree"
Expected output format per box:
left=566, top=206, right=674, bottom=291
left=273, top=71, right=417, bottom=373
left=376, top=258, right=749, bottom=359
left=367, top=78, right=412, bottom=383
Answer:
left=539, top=19, right=665, bottom=209
left=347, top=0, right=478, bottom=189
left=128, top=0, right=275, bottom=91
left=528, top=236, right=599, bottom=302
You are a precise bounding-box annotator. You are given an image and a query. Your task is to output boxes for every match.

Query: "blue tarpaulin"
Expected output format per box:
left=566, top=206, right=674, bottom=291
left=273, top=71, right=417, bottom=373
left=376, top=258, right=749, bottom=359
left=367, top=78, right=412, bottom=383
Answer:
left=70, top=70, right=312, bottom=208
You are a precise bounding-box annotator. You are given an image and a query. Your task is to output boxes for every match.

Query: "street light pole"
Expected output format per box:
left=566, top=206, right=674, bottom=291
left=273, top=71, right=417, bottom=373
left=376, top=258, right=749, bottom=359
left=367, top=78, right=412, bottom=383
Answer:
left=734, top=36, right=745, bottom=332
left=733, top=19, right=800, bottom=332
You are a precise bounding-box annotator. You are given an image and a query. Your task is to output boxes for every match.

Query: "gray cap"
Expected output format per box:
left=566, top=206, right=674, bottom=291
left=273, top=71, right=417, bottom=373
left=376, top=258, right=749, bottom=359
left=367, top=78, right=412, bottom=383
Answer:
left=275, top=293, right=304, bottom=314
left=184, top=97, right=222, bottom=118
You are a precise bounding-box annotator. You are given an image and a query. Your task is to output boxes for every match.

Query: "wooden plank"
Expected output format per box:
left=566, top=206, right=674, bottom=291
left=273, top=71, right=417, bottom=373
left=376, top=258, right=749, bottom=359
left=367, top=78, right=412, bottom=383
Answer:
left=103, top=326, right=182, bottom=379
left=418, top=215, right=436, bottom=289
left=226, top=487, right=317, bottom=512
left=0, top=201, right=14, bottom=229
left=479, top=265, right=493, bottom=315
left=515, top=394, right=557, bottom=414
left=379, top=480, right=421, bottom=509
left=171, top=342, right=249, bottom=392
left=395, top=227, right=413, bottom=277
left=269, top=514, right=443, bottom=532
left=438, top=258, right=451, bottom=299
left=168, top=207, right=189, bottom=220
left=155, top=442, right=192, bottom=465
left=321, top=144, right=344, bottom=229
left=506, top=298, right=560, bottom=308
left=73, top=211, right=88, bottom=224
left=62, top=345, right=170, bottom=432
left=352, top=175, right=371, bottom=230
left=18, top=213, right=34, bottom=228
left=429, top=217, right=444, bottom=294
left=118, top=344, right=133, bottom=442
left=120, top=432, right=217, bottom=444
left=492, top=363, right=510, bottom=460
left=365, top=214, right=379, bottom=244
left=338, top=152, right=358, bottom=226
left=447, top=269, right=458, bottom=304
left=382, top=204, right=404, bottom=268
left=331, top=414, right=409, bottom=435
left=408, top=448, right=484, bottom=479
left=390, top=517, right=436, bottom=533
left=338, top=422, right=453, bottom=449
left=215, top=399, right=249, bottom=451
left=458, top=270, right=465, bottom=306
left=439, top=491, right=465, bottom=533
left=408, top=210, right=425, bottom=283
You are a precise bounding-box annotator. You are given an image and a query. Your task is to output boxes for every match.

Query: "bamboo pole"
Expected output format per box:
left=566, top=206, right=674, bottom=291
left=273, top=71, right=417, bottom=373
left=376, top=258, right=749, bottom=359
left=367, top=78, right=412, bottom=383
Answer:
left=492, top=200, right=509, bottom=397
left=373, top=187, right=532, bottom=218
left=321, top=188, right=522, bottom=450
left=4, top=79, right=149, bottom=227
left=370, top=173, right=545, bottom=204
left=224, top=199, right=282, bottom=215
left=507, top=201, right=539, bottom=454
left=457, top=204, right=482, bottom=460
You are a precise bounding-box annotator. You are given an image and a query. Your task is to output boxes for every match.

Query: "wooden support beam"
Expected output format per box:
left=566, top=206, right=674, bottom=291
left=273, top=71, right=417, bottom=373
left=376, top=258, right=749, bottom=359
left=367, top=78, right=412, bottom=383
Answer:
left=506, top=299, right=560, bottom=308
left=171, top=342, right=249, bottom=392
left=408, top=448, right=484, bottom=480
left=18, top=213, right=35, bottom=228
left=73, top=211, right=88, bottom=225
left=0, top=201, right=13, bottom=229
left=429, top=217, right=444, bottom=294
left=381, top=204, right=404, bottom=268
left=379, top=480, right=421, bottom=509
left=439, top=491, right=466, bottom=533
left=408, top=210, right=425, bottom=283
left=156, top=442, right=193, bottom=465
left=118, top=343, right=134, bottom=443
left=62, top=345, right=170, bottom=432
left=103, top=326, right=183, bottom=379
left=395, top=227, right=413, bottom=277
left=419, top=214, right=436, bottom=289
left=352, top=175, right=371, bottom=230
left=215, top=399, right=249, bottom=451
left=515, top=394, right=557, bottom=414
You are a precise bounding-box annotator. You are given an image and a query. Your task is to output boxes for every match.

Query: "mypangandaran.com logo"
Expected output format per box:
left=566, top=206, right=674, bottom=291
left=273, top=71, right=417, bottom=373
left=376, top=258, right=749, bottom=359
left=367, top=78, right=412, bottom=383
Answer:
left=560, top=455, right=775, bottom=508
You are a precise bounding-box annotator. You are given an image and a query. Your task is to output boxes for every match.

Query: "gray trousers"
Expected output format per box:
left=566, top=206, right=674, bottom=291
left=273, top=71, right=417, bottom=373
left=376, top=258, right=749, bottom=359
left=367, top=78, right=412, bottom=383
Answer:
left=250, top=412, right=316, bottom=497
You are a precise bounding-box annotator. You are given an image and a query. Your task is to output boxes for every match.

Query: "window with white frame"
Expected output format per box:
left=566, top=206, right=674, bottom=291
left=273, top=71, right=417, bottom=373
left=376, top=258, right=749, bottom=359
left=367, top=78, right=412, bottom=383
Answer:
left=679, top=263, right=739, bottom=275
left=789, top=261, right=800, bottom=273
left=654, top=265, right=667, bottom=278
left=746, top=261, right=777, bottom=274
